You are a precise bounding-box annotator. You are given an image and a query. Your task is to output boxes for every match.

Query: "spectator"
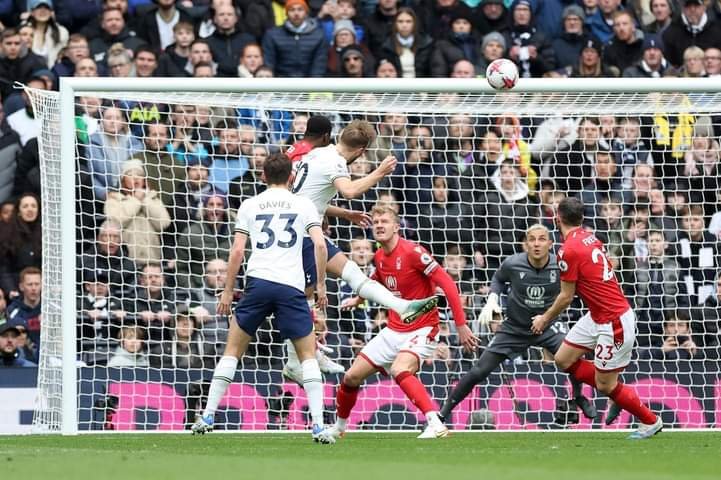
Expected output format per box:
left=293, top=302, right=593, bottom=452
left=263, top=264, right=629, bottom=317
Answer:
left=228, top=144, right=268, bottom=210
left=622, top=163, right=656, bottom=212
left=206, top=3, right=254, bottom=77
left=133, top=0, right=193, bottom=51
left=0, top=28, right=46, bottom=109
left=684, top=132, right=721, bottom=216
left=648, top=188, right=678, bottom=241
left=365, top=0, right=398, bottom=57
left=415, top=0, right=473, bottom=41
left=106, top=44, right=133, bottom=77
left=140, top=121, right=185, bottom=205
left=133, top=45, right=158, bottom=77
left=189, top=258, right=231, bottom=345
left=640, top=313, right=699, bottom=360
left=550, top=116, right=602, bottom=193
left=167, top=103, right=210, bottom=165
left=552, top=5, right=590, bottom=71
left=623, top=35, right=676, bottom=77
left=504, top=0, right=556, bottom=78
left=441, top=245, right=478, bottom=325
left=476, top=0, right=510, bottom=36
left=156, top=20, right=195, bottom=77
left=207, top=120, right=249, bottom=194
left=6, top=267, right=42, bottom=347
left=52, top=34, right=90, bottom=78
left=635, top=229, right=687, bottom=345
left=56, top=0, right=103, bottom=34
left=585, top=0, right=622, bottom=44
left=89, top=7, right=146, bottom=65
left=88, top=105, right=144, bottom=200
left=26, top=0, right=69, bottom=67
left=371, top=113, right=407, bottom=164
left=237, top=42, right=264, bottom=77
left=318, top=0, right=366, bottom=45
left=0, top=194, right=42, bottom=295
left=645, top=0, right=674, bottom=33
left=679, top=204, right=720, bottom=305
left=131, top=262, right=177, bottom=344
left=679, top=45, right=706, bottom=77
left=691, top=273, right=721, bottom=351
left=14, top=135, right=42, bottom=196
left=176, top=190, right=232, bottom=289
left=430, top=9, right=481, bottom=77
left=662, top=0, right=721, bottom=68
left=74, top=57, right=98, bottom=76
left=193, top=59, right=214, bottom=77
left=612, top=116, right=652, bottom=189
left=327, top=19, right=373, bottom=76
left=569, top=38, right=616, bottom=77
left=602, top=10, right=643, bottom=74
left=448, top=58, right=474, bottom=77
left=579, top=149, right=621, bottom=223
left=0, top=200, right=13, bottom=223
left=0, top=106, right=21, bottom=204
left=495, top=113, right=536, bottom=192
left=477, top=31, right=506, bottom=73
left=379, top=7, right=433, bottom=78
left=107, top=325, right=150, bottom=367
left=104, top=159, right=171, bottom=266
left=78, top=268, right=128, bottom=347
left=338, top=44, right=372, bottom=77
left=0, top=320, right=36, bottom=367
left=418, top=176, right=474, bottom=256
left=169, top=158, right=212, bottom=240
left=704, top=47, right=721, bottom=76
left=150, top=305, right=215, bottom=369
left=262, top=0, right=328, bottom=77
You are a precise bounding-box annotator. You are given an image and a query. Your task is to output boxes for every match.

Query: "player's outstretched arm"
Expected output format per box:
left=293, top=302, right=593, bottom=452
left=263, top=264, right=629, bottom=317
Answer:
left=333, top=155, right=397, bottom=199
left=308, top=225, right=328, bottom=311
left=479, top=267, right=508, bottom=326
left=325, top=205, right=371, bottom=228
left=217, top=232, right=247, bottom=316
left=428, top=267, right=479, bottom=352
left=531, top=280, right=576, bottom=334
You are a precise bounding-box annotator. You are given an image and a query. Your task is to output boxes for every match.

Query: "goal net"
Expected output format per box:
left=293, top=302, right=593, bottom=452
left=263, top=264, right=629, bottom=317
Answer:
left=28, top=78, right=721, bottom=433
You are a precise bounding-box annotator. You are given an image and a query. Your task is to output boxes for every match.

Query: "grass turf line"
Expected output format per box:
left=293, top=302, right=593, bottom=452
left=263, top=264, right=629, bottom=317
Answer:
left=1, top=432, right=719, bottom=480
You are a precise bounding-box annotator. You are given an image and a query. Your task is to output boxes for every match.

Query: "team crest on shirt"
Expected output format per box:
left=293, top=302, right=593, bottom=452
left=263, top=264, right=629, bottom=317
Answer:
left=550, top=271, right=557, bottom=283
left=396, top=257, right=402, bottom=270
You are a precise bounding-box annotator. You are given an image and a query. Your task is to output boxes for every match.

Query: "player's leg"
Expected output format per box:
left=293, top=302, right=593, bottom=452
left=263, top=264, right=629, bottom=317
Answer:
left=192, top=317, right=253, bottom=434
left=327, top=252, right=438, bottom=323
left=439, top=350, right=506, bottom=421
left=554, top=313, right=599, bottom=389
left=595, top=369, right=661, bottom=438
left=289, top=332, right=327, bottom=438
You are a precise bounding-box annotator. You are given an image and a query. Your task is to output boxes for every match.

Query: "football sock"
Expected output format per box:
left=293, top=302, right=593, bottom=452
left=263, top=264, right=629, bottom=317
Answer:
left=426, top=411, right=444, bottom=428
left=301, top=359, right=324, bottom=426
left=609, top=382, right=657, bottom=425
left=285, top=339, right=299, bottom=365
left=341, top=260, right=409, bottom=314
left=440, top=351, right=505, bottom=419
left=203, top=355, right=238, bottom=417
left=565, top=359, right=597, bottom=388
left=336, top=383, right=359, bottom=431
left=395, top=371, right=435, bottom=414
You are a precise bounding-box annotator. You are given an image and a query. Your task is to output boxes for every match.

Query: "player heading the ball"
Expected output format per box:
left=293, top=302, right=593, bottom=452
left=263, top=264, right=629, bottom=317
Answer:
left=316, top=205, right=478, bottom=443
left=191, top=153, right=330, bottom=441
left=531, top=197, right=662, bottom=440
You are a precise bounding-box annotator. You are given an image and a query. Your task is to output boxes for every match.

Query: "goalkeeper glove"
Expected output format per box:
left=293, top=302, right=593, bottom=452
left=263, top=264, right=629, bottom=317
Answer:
left=478, top=292, right=502, bottom=327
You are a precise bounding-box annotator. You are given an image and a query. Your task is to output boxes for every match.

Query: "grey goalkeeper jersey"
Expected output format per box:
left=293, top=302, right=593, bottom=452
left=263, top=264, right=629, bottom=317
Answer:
left=490, top=253, right=561, bottom=335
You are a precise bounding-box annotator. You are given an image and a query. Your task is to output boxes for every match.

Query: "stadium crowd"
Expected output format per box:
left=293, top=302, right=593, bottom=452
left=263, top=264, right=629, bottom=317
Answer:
left=0, top=0, right=720, bottom=379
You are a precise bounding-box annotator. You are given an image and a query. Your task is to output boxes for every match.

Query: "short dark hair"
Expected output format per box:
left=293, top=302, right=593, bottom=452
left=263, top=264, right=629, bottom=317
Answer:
left=134, top=44, right=158, bottom=60
left=558, top=196, right=584, bottom=227
left=304, top=115, right=332, bottom=139
left=264, top=153, right=292, bottom=185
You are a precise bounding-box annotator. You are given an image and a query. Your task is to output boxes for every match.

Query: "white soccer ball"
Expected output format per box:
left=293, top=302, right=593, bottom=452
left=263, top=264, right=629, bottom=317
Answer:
left=486, top=59, right=519, bottom=90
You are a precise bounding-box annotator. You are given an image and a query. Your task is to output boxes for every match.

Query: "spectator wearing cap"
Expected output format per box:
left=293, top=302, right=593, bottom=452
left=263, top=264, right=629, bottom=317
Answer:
left=570, top=38, right=617, bottom=76
left=585, top=0, right=623, bottom=44
left=176, top=189, right=232, bottom=289
left=662, top=0, right=721, bottom=68
left=262, top=0, right=328, bottom=77
left=504, top=0, right=556, bottom=77
left=0, top=319, right=36, bottom=367
left=0, top=28, right=47, bottom=101
left=430, top=9, right=482, bottom=77
left=645, top=0, right=675, bottom=33
left=133, top=0, right=194, bottom=51
left=365, top=0, right=399, bottom=58
left=25, top=0, right=69, bottom=67
left=327, top=19, right=375, bottom=76
left=338, top=43, right=372, bottom=77
left=105, top=159, right=171, bottom=266
left=476, top=0, right=510, bottom=36
left=205, top=3, right=255, bottom=77
left=78, top=267, right=127, bottom=349
left=88, top=7, right=146, bottom=65
left=552, top=5, right=592, bottom=71
left=477, top=31, right=506, bottom=73
left=623, top=35, right=677, bottom=77
left=602, top=10, right=644, bottom=74
left=379, top=7, right=434, bottom=77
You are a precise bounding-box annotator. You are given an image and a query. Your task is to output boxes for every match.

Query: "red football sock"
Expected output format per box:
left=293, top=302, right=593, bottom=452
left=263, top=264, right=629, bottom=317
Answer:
left=336, top=382, right=359, bottom=420
left=609, top=383, right=657, bottom=425
left=395, top=371, right=435, bottom=414
left=565, top=359, right=597, bottom=388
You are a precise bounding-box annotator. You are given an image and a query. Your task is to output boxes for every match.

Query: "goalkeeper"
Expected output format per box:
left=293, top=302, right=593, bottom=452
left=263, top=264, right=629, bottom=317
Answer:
left=439, top=224, right=597, bottom=424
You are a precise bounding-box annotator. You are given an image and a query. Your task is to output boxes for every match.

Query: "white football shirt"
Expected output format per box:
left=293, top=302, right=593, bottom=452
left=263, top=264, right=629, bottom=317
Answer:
left=234, top=187, right=321, bottom=292
left=291, top=144, right=350, bottom=216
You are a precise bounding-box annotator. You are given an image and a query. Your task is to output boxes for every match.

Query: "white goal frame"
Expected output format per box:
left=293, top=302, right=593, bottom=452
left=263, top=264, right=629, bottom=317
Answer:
left=51, top=77, right=721, bottom=435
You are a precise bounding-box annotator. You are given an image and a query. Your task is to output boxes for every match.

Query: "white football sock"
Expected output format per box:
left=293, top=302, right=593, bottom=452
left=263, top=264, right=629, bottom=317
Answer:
left=301, top=358, right=324, bottom=426
left=202, top=355, right=238, bottom=417
left=336, top=417, right=348, bottom=432
left=341, top=261, right=409, bottom=314
left=285, top=339, right=300, bottom=366
left=426, top=411, right=444, bottom=428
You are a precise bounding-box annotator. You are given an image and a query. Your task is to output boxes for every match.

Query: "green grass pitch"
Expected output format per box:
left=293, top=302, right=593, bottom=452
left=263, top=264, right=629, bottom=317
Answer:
left=2, top=432, right=719, bottom=480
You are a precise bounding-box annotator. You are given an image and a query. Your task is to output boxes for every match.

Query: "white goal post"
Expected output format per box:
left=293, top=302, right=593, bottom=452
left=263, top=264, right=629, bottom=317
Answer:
left=27, top=77, right=721, bottom=435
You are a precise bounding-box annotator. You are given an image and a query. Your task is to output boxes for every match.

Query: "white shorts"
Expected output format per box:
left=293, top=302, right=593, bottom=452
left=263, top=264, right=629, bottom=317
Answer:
left=563, top=309, right=636, bottom=372
left=358, top=325, right=439, bottom=375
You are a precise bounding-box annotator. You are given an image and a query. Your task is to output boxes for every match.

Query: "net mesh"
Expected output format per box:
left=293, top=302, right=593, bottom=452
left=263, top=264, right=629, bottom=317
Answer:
left=28, top=86, right=721, bottom=432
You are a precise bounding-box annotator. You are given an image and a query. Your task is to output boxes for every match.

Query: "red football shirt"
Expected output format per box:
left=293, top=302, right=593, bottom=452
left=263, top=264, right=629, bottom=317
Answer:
left=558, top=227, right=630, bottom=324
left=286, top=140, right=314, bottom=163
left=372, top=238, right=441, bottom=333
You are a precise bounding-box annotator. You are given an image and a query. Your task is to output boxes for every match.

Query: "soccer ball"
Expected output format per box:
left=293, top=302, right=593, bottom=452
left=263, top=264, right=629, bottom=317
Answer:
left=486, top=59, right=519, bottom=90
